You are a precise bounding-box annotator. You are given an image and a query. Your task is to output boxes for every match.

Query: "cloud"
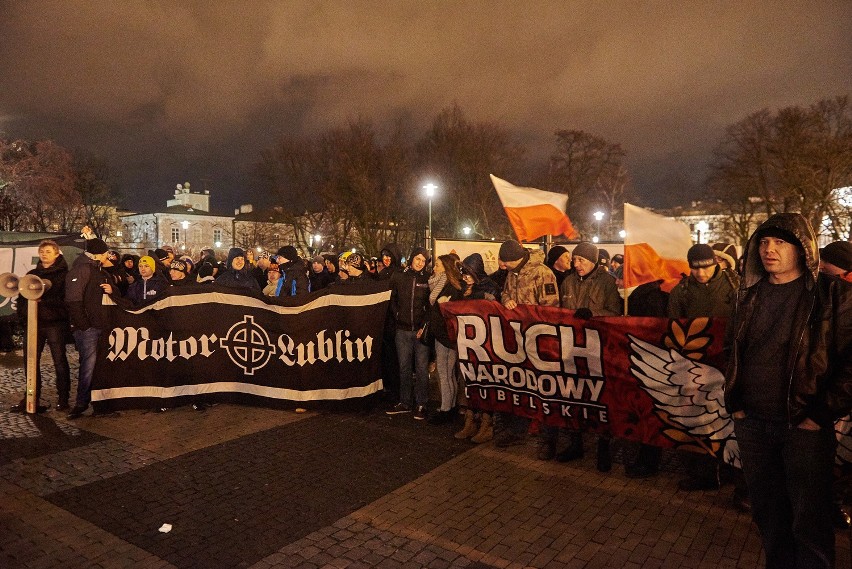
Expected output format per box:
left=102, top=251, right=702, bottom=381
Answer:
left=1, top=0, right=850, bottom=209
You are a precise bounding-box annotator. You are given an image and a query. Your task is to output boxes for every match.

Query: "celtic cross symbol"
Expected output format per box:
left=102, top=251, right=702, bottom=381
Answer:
left=219, top=315, right=276, bottom=375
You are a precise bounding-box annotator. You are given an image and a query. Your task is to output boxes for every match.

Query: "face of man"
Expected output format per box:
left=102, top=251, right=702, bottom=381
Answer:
left=38, top=245, right=60, bottom=268
left=691, top=265, right=716, bottom=284
left=257, top=258, right=270, bottom=270
left=169, top=268, right=185, bottom=281
left=231, top=256, right=245, bottom=271
left=268, top=269, right=281, bottom=282
left=312, top=261, right=324, bottom=273
left=819, top=260, right=847, bottom=277
left=411, top=254, right=426, bottom=272
left=553, top=251, right=572, bottom=272
left=382, top=254, right=392, bottom=268
left=759, top=237, right=803, bottom=284
left=573, top=256, right=596, bottom=277
left=139, top=264, right=154, bottom=279
left=325, top=259, right=335, bottom=273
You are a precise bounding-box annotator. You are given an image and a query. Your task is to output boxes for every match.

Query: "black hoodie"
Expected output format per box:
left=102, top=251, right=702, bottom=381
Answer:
left=17, top=254, right=69, bottom=326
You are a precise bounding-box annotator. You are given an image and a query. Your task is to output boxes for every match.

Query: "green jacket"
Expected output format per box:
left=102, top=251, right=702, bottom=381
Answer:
left=559, top=266, right=622, bottom=316
left=667, top=267, right=738, bottom=319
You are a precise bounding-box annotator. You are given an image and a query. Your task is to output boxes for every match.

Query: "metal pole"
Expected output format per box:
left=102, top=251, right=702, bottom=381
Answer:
left=427, top=198, right=432, bottom=251
left=25, top=299, right=38, bottom=414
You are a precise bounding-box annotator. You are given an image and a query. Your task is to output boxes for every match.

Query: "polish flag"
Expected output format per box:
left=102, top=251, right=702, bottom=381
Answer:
left=623, top=203, right=691, bottom=293
left=491, top=174, right=578, bottom=241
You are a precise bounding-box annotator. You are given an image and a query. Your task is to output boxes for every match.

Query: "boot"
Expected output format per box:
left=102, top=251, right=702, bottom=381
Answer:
left=454, top=409, right=477, bottom=439
left=470, top=413, right=493, bottom=443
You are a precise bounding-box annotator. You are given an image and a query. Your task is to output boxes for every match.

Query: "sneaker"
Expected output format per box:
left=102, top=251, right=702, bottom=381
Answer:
left=385, top=403, right=411, bottom=415
left=413, top=406, right=427, bottom=420
left=67, top=405, right=88, bottom=420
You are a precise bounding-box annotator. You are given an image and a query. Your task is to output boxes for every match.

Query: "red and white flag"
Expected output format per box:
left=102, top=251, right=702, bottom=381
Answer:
left=623, top=203, right=691, bottom=293
left=491, top=174, right=578, bottom=241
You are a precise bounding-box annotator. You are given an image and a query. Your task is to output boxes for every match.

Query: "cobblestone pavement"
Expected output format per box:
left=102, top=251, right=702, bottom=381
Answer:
left=0, top=348, right=850, bottom=568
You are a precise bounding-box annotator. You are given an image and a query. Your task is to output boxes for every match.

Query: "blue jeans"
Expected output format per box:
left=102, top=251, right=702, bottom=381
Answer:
left=734, top=416, right=836, bottom=569
left=434, top=342, right=458, bottom=412
left=73, top=327, right=101, bottom=408
left=395, top=329, right=429, bottom=408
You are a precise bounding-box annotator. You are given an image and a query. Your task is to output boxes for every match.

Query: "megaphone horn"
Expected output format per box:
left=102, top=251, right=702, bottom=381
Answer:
left=18, top=274, right=50, bottom=301
left=0, top=273, right=19, bottom=298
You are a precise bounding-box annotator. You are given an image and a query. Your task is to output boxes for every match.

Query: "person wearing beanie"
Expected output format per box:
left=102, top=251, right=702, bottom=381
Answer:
left=598, top=249, right=611, bottom=273
left=386, top=246, right=431, bottom=419
left=251, top=253, right=271, bottom=289
left=819, top=240, right=852, bottom=282
left=215, top=247, right=260, bottom=291
left=725, top=213, right=852, bottom=568
left=196, top=261, right=216, bottom=284
left=323, top=254, right=340, bottom=280
left=545, top=245, right=571, bottom=287
left=168, top=259, right=193, bottom=286
left=65, top=230, right=115, bottom=419
left=102, top=249, right=130, bottom=296
left=309, top=254, right=334, bottom=291
left=262, top=263, right=283, bottom=296
left=273, top=247, right=309, bottom=297
left=545, top=241, right=621, bottom=470
left=127, top=255, right=169, bottom=305
left=628, top=242, right=739, bottom=483
left=492, top=240, right=560, bottom=448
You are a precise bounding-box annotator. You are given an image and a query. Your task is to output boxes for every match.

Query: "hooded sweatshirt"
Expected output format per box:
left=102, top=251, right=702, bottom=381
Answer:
left=215, top=248, right=261, bottom=291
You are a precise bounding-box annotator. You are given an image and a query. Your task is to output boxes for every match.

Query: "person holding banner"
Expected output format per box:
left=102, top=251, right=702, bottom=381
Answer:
left=65, top=236, right=114, bottom=419
left=548, top=242, right=621, bottom=471
left=216, top=248, right=261, bottom=291
left=10, top=239, right=71, bottom=413
left=493, top=240, right=560, bottom=447
left=725, top=213, right=852, bottom=569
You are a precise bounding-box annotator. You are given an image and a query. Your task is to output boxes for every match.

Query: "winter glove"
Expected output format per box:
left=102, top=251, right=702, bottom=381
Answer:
left=574, top=307, right=593, bottom=320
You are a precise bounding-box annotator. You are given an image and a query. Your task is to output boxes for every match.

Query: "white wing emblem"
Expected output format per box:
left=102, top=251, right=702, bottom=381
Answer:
left=628, top=334, right=739, bottom=465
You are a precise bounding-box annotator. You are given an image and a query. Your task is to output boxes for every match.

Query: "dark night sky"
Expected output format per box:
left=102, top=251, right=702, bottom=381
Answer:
left=1, top=1, right=850, bottom=213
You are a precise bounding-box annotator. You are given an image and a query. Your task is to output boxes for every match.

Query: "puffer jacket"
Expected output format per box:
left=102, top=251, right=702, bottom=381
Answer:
left=559, top=265, right=622, bottom=316
left=502, top=249, right=559, bottom=307
left=724, top=213, right=852, bottom=427
left=17, top=254, right=69, bottom=326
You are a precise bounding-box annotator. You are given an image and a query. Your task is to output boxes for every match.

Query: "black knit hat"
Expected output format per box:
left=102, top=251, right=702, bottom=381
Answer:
left=755, top=226, right=803, bottom=251
left=687, top=244, right=717, bottom=269
left=276, top=245, right=299, bottom=262
left=85, top=238, right=109, bottom=255
left=499, top=240, right=526, bottom=262
left=820, top=241, right=852, bottom=272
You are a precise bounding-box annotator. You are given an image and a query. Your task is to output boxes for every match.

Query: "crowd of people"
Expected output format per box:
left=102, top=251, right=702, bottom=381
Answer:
left=6, top=215, right=852, bottom=569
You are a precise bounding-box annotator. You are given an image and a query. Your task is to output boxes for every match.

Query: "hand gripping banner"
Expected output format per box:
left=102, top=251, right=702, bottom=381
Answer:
left=91, top=283, right=390, bottom=412
left=441, top=300, right=738, bottom=463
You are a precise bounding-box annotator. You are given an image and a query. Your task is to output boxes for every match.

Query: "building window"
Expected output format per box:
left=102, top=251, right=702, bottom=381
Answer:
left=193, top=227, right=202, bottom=243
left=213, top=228, right=222, bottom=243
left=171, top=228, right=180, bottom=242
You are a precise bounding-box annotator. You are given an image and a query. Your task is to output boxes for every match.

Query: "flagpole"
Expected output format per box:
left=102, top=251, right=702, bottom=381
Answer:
left=623, top=203, right=629, bottom=316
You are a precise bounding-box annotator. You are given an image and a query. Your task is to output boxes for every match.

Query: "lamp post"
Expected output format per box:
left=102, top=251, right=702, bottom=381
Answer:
left=696, top=220, right=709, bottom=244
left=424, top=183, right=437, bottom=251
left=181, top=220, right=189, bottom=252
left=462, top=226, right=471, bottom=238
left=593, top=211, right=604, bottom=242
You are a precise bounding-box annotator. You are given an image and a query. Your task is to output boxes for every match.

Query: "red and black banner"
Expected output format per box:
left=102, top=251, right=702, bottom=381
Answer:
left=91, top=283, right=390, bottom=412
left=442, top=300, right=737, bottom=462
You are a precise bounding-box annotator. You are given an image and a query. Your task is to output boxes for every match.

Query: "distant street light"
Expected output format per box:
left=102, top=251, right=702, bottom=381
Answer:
left=462, top=226, right=471, bottom=238
left=592, top=236, right=600, bottom=244
left=181, top=220, right=189, bottom=251
left=424, top=183, right=437, bottom=251
left=593, top=211, right=605, bottom=241
left=619, top=229, right=626, bottom=239
left=696, top=220, right=709, bottom=244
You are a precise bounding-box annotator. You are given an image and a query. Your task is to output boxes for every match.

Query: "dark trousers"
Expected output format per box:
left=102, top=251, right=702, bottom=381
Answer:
left=22, top=324, right=71, bottom=405
left=734, top=416, right=836, bottom=569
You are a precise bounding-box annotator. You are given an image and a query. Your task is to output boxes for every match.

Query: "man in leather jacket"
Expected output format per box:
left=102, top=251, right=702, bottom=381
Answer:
left=725, top=213, right=852, bottom=569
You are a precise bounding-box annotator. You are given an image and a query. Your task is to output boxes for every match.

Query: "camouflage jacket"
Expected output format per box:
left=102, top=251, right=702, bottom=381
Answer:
left=502, top=249, right=559, bottom=307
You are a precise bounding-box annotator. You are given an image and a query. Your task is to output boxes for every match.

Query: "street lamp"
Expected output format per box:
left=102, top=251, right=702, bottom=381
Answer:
left=181, top=220, right=189, bottom=252
left=423, top=183, right=437, bottom=250
left=462, top=226, right=471, bottom=238
left=696, top=220, right=709, bottom=244
left=619, top=229, right=626, bottom=239
left=593, top=211, right=604, bottom=241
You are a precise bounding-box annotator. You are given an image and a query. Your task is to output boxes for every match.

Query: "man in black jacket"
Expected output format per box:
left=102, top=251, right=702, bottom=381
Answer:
left=725, top=213, right=852, bottom=568
left=65, top=237, right=114, bottom=419
left=11, top=240, right=71, bottom=412
left=386, top=247, right=431, bottom=419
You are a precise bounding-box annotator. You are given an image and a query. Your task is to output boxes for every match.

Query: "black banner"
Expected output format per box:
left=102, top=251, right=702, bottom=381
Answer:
left=91, top=283, right=390, bottom=411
